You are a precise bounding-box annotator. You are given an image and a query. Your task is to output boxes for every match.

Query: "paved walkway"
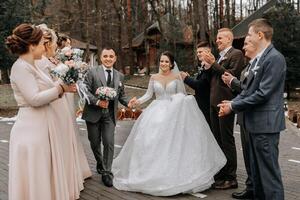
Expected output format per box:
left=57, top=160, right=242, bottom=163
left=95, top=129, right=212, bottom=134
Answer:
left=0, top=117, right=300, bottom=200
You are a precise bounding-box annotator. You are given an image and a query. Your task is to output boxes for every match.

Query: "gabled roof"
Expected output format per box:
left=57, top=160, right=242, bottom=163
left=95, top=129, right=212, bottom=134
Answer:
left=71, top=38, right=98, bottom=50
left=232, top=0, right=279, bottom=38
left=146, top=13, right=192, bottom=43
left=123, top=13, right=193, bottom=49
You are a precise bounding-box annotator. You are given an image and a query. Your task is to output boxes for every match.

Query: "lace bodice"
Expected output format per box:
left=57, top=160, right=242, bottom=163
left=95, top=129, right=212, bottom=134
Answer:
left=138, top=75, right=186, bottom=104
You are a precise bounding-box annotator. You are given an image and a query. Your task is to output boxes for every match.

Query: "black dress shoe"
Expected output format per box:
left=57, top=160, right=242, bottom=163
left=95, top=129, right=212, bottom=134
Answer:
left=102, top=174, right=113, bottom=187
left=214, top=179, right=238, bottom=189
left=232, top=190, right=254, bottom=199
left=96, top=163, right=104, bottom=174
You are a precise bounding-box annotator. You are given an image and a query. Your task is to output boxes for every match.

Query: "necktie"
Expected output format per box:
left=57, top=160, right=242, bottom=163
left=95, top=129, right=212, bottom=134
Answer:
left=248, top=58, right=258, bottom=71
left=217, top=55, right=222, bottom=63
left=106, top=69, right=112, bottom=85
left=245, top=58, right=258, bottom=76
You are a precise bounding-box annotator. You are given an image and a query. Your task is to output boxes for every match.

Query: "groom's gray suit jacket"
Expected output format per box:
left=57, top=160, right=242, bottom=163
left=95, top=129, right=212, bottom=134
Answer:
left=82, top=65, right=128, bottom=124
left=231, top=44, right=286, bottom=133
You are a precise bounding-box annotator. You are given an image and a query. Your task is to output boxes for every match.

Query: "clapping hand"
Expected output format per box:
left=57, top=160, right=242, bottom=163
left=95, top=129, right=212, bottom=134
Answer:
left=201, top=51, right=215, bottom=67
left=222, top=72, right=235, bottom=87
left=217, top=100, right=232, bottom=117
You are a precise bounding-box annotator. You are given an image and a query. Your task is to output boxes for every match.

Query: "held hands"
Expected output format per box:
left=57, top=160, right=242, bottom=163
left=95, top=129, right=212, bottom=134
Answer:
left=98, top=100, right=109, bottom=108
left=217, top=100, right=232, bottom=117
left=128, top=97, right=140, bottom=108
left=222, top=72, right=235, bottom=87
left=180, top=71, right=189, bottom=80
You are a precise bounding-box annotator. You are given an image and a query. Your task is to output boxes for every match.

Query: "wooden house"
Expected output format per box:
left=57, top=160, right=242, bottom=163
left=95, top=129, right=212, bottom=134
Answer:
left=123, top=13, right=193, bottom=73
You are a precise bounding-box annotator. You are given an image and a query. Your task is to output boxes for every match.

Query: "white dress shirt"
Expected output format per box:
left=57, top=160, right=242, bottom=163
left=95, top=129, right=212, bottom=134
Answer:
left=102, top=65, right=114, bottom=82
left=217, top=46, right=232, bottom=63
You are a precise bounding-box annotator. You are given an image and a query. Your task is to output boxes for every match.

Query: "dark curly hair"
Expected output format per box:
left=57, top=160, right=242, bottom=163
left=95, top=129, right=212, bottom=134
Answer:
left=160, top=51, right=175, bottom=70
left=5, top=23, right=43, bottom=55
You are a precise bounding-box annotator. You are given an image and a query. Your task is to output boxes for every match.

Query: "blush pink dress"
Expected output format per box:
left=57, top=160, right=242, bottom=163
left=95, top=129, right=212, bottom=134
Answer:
left=9, top=58, right=91, bottom=200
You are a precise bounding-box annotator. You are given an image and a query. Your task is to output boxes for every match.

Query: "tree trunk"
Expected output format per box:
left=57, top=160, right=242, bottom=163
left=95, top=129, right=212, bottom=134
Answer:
left=199, top=0, right=207, bottom=41
left=192, top=0, right=200, bottom=66
left=225, top=0, right=230, bottom=27
left=214, top=0, right=219, bottom=30
left=112, top=0, right=124, bottom=71
left=240, top=0, right=243, bottom=20
left=231, top=0, right=236, bottom=27
left=148, top=0, right=166, bottom=41
left=220, top=0, right=224, bottom=27
left=126, top=0, right=135, bottom=74
left=84, top=0, right=90, bottom=62
left=94, top=0, right=102, bottom=65
left=167, top=0, right=171, bottom=14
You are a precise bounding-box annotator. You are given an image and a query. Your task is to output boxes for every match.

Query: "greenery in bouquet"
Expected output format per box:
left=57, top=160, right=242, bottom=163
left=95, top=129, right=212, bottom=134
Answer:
left=95, top=87, right=117, bottom=101
left=50, top=46, right=88, bottom=84
left=56, top=47, right=84, bottom=63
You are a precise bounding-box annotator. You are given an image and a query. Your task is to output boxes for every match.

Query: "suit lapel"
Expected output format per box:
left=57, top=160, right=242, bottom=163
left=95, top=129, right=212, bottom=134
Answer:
left=219, top=47, right=233, bottom=65
left=245, top=44, right=274, bottom=88
left=256, top=44, right=273, bottom=68
left=97, top=65, right=107, bottom=86
left=113, top=69, right=120, bottom=90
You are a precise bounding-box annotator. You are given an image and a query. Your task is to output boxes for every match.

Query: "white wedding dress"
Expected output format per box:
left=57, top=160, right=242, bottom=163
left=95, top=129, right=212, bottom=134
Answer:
left=112, top=74, right=226, bottom=196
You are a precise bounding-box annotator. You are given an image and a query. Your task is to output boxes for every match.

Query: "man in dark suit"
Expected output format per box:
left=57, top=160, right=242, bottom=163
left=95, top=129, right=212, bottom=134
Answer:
left=181, top=41, right=212, bottom=125
left=221, top=37, right=257, bottom=199
left=219, top=19, right=285, bottom=200
left=202, top=28, right=245, bottom=189
left=82, top=47, right=134, bottom=187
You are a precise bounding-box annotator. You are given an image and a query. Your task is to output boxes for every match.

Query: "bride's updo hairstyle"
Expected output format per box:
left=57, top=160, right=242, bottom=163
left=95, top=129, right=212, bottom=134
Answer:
left=5, top=23, right=43, bottom=55
left=160, top=51, right=175, bottom=70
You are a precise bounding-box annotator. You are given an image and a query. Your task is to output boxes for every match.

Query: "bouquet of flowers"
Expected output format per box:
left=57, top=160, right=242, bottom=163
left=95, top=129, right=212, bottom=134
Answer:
left=95, top=86, right=117, bottom=113
left=95, top=86, right=117, bottom=101
left=50, top=46, right=88, bottom=84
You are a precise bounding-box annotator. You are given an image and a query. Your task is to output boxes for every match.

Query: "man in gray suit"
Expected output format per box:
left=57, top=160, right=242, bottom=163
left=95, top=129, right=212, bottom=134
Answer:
left=82, top=47, right=132, bottom=187
left=219, top=19, right=285, bottom=200
left=221, top=38, right=258, bottom=199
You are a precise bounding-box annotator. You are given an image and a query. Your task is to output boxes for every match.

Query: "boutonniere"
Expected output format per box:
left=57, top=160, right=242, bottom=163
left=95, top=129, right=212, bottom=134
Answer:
left=251, top=65, right=260, bottom=76
left=220, top=56, right=228, bottom=62
left=119, top=82, right=123, bottom=87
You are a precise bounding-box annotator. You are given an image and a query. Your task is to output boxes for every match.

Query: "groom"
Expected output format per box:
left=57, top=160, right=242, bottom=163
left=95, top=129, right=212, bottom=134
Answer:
left=82, top=47, right=132, bottom=187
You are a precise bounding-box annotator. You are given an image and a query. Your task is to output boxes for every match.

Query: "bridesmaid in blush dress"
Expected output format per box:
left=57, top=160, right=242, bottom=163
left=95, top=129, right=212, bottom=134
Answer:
left=6, top=24, right=83, bottom=200
left=34, top=24, right=92, bottom=197
left=36, top=23, right=92, bottom=179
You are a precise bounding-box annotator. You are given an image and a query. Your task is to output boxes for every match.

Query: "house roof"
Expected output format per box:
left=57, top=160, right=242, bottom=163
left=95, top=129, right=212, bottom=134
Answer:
left=232, top=0, right=278, bottom=38
left=71, top=38, right=98, bottom=50
left=146, top=13, right=192, bottom=43
left=123, top=13, right=193, bottom=49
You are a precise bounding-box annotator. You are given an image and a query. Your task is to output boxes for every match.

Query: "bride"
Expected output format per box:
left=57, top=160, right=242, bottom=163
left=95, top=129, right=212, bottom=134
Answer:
left=112, top=51, right=226, bottom=196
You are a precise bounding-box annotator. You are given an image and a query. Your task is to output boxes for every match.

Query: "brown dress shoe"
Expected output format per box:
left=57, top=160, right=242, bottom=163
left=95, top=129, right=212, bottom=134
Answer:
left=214, top=180, right=238, bottom=189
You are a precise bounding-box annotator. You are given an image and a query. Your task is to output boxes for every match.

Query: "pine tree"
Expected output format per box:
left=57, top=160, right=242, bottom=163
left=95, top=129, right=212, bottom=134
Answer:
left=0, top=0, right=31, bottom=84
